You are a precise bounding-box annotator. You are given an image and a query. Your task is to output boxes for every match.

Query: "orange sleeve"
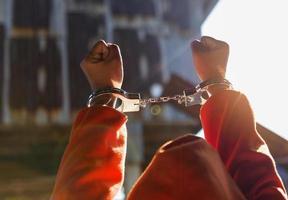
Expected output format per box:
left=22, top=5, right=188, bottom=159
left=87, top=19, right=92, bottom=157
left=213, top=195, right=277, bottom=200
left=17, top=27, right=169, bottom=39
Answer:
left=50, top=106, right=127, bottom=200
left=128, top=135, right=246, bottom=200
left=200, top=90, right=287, bottom=199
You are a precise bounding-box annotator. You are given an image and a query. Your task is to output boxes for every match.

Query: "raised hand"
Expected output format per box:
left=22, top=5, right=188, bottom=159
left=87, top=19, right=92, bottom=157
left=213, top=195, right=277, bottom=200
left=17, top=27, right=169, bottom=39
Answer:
left=80, top=40, right=123, bottom=91
left=191, top=36, right=229, bottom=81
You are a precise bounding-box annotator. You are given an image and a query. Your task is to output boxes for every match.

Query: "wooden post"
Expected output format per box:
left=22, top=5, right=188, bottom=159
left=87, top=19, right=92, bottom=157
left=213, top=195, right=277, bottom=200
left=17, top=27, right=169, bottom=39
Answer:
left=104, top=0, right=114, bottom=42
left=153, top=0, right=169, bottom=83
left=2, top=0, right=13, bottom=124
left=51, top=0, right=71, bottom=124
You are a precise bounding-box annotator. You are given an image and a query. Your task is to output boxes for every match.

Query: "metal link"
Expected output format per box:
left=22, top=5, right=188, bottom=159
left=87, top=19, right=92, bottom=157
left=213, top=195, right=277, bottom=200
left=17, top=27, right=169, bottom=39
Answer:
left=139, top=94, right=187, bottom=108
left=137, top=79, right=232, bottom=110
left=89, top=79, right=232, bottom=112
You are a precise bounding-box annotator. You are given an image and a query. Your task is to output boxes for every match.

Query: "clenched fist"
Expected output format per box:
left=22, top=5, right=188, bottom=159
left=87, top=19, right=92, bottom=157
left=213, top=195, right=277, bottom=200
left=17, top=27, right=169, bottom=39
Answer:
left=191, top=36, right=229, bottom=81
left=80, top=40, right=123, bottom=91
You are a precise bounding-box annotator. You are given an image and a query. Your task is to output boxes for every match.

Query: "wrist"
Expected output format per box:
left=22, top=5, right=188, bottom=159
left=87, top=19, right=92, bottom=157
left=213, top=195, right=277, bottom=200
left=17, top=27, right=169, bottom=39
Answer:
left=87, top=87, right=118, bottom=108
left=207, top=84, right=231, bottom=96
left=196, top=78, right=232, bottom=98
left=88, top=95, right=116, bottom=107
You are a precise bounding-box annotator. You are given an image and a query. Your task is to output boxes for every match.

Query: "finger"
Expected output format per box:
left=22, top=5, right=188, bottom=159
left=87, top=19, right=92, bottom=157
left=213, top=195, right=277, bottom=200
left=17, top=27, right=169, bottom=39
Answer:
left=191, top=40, right=207, bottom=52
left=88, top=40, right=109, bottom=61
left=201, top=36, right=229, bottom=50
left=106, top=43, right=122, bottom=62
left=200, top=36, right=218, bottom=49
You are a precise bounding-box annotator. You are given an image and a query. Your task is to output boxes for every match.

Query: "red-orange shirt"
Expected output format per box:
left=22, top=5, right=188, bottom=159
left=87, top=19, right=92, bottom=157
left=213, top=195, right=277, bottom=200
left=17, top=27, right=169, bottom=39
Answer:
left=51, top=90, right=287, bottom=200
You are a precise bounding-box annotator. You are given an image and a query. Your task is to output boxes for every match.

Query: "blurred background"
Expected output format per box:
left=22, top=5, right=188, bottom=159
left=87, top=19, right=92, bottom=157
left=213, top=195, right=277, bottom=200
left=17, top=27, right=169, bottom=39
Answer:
left=0, top=0, right=287, bottom=199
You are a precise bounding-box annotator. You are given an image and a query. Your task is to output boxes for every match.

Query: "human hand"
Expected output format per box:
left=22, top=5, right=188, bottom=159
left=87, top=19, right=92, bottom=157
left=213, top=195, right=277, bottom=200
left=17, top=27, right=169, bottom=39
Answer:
left=80, top=40, right=123, bottom=91
left=191, top=36, right=229, bottom=81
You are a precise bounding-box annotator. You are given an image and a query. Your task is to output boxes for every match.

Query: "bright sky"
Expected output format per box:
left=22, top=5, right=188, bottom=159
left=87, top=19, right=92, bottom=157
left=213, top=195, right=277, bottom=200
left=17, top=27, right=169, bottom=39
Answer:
left=202, top=0, right=288, bottom=139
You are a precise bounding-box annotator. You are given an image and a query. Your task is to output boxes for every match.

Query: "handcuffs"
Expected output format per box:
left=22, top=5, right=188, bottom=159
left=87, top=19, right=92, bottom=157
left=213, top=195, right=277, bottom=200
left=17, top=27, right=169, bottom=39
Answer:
left=87, top=78, right=232, bottom=113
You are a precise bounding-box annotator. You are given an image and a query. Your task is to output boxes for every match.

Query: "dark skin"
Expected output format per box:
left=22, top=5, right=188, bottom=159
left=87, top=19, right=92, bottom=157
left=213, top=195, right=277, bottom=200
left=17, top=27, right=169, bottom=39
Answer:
left=80, top=40, right=123, bottom=90
left=81, top=40, right=123, bottom=105
left=191, top=36, right=230, bottom=95
left=81, top=36, right=230, bottom=102
left=191, top=36, right=229, bottom=81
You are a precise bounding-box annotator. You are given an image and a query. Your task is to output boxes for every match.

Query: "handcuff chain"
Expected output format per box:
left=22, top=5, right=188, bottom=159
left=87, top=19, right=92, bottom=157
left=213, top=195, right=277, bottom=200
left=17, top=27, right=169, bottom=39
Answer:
left=139, top=94, right=185, bottom=108
left=87, top=78, right=232, bottom=112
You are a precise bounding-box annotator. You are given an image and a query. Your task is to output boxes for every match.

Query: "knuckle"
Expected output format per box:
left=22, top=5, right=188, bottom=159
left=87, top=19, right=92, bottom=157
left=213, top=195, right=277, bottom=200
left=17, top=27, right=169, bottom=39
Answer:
left=90, top=40, right=106, bottom=51
left=109, top=44, right=120, bottom=52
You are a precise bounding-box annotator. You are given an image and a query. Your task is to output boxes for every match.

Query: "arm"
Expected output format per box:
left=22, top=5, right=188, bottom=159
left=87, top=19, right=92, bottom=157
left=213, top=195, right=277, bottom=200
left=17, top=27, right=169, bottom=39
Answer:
left=51, top=40, right=126, bottom=200
left=201, top=90, right=287, bottom=199
left=51, top=106, right=127, bottom=200
left=192, top=36, right=287, bottom=199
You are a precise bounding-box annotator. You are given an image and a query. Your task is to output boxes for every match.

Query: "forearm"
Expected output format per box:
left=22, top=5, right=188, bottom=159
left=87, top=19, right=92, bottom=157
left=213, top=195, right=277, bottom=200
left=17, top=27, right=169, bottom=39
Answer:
left=51, top=106, right=127, bottom=200
left=200, top=90, right=287, bottom=199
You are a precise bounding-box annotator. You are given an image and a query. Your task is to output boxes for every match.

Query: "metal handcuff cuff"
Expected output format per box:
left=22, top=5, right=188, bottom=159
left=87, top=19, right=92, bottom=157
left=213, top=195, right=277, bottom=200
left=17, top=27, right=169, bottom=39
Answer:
left=87, top=78, right=232, bottom=113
